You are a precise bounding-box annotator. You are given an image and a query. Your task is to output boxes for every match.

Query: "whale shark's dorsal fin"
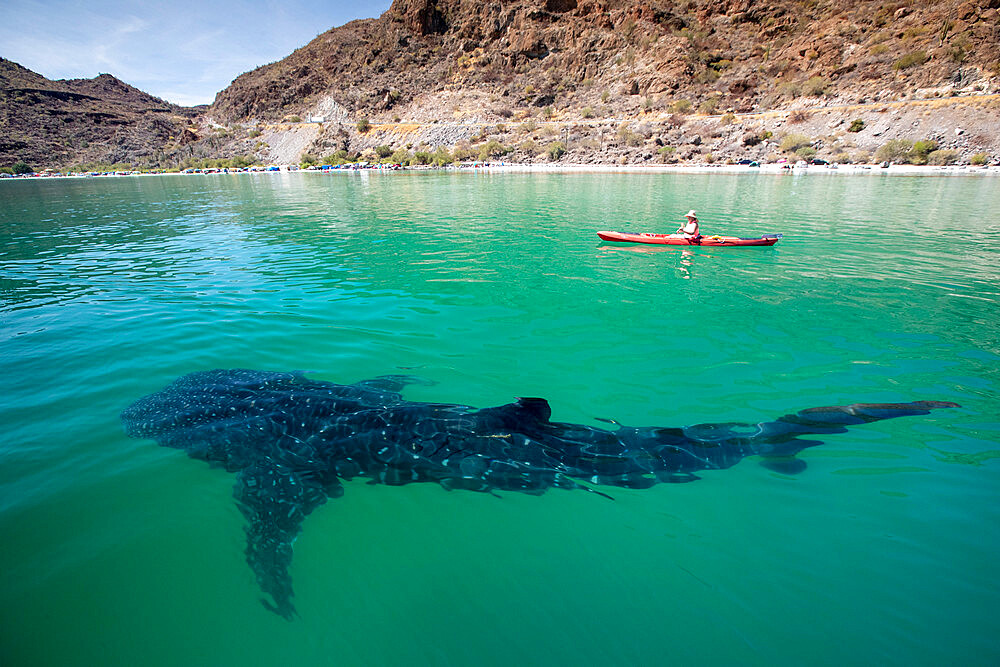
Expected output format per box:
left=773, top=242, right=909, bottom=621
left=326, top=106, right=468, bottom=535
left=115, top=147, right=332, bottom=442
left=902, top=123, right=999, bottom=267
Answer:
left=514, top=397, right=552, bottom=422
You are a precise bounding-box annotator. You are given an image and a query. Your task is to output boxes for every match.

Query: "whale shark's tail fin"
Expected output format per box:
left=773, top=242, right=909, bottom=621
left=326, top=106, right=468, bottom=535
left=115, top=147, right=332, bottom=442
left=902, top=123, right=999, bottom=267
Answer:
left=764, top=401, right=960, bottom=439
left=751, top=400, right=960, bottom=471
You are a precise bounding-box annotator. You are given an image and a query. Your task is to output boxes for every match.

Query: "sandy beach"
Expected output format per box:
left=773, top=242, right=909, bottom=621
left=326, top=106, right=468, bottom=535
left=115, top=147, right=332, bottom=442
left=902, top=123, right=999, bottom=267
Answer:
left=6, top=161, right=995, bottom=182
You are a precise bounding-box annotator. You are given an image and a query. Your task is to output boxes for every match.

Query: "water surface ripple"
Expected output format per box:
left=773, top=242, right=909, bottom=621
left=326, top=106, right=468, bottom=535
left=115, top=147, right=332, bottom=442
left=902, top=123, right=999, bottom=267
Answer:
left=2, top=172, right=998, bottom=666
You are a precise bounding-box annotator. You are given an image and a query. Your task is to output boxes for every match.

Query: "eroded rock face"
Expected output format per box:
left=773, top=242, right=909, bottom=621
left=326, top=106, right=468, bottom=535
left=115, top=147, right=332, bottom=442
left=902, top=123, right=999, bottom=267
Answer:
left=0, top=57, right=198, bottom=167
left=210, top=0, right=1000, bottom=126
left=6, top=1, right=1000, bottom=168
left=390, top=0, right=448, bottom=35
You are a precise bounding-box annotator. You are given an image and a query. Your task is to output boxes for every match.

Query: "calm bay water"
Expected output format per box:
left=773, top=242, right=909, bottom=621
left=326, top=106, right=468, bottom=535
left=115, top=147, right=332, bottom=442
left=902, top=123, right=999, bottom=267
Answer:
left=2, top=171, right=998, bottom=665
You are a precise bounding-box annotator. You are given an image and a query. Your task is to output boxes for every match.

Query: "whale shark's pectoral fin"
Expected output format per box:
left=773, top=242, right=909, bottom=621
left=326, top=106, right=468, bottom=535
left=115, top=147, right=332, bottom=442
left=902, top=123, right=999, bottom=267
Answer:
left=234, top=461, right=338, bottom=620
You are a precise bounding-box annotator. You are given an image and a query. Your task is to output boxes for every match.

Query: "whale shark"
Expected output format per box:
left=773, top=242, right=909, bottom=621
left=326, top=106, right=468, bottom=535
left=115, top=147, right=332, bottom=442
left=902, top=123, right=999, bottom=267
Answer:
left=121, top=368, right=958, bottom=619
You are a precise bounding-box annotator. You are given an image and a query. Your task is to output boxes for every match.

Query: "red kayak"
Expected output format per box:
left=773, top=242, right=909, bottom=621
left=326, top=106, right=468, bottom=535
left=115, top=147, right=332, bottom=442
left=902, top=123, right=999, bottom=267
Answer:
left=597, top=231, right=782, bottom=246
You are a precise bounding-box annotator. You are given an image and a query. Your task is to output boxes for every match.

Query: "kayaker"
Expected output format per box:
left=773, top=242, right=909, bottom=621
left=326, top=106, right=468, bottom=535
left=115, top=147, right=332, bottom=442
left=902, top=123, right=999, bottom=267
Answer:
left=673, top=210, right=700, bottom=239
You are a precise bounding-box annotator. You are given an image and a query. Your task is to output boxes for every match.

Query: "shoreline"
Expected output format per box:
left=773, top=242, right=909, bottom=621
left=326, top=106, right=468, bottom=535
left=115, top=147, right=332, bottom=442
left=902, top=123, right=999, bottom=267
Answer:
left=2, top=161, right=996, bottom=181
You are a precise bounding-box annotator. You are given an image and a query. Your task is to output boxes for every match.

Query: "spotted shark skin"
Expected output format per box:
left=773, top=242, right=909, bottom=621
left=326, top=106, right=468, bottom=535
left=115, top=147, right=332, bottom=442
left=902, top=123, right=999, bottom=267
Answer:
left=121, top=369, right=958, bottom=619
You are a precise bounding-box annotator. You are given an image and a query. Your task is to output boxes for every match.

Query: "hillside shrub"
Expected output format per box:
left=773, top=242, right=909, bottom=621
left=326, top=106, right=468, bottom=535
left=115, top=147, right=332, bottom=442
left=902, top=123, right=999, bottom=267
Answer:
left=323, top=149, right=353, bottom=165
left=11, top=161, right=33, bottom=174
left=802, top=76, right=829, bottom=96
left=795, top=146, right=817, bottom=159
left=390, top=148, right=412, bottom=164
left=356, top=117, right=371, bottom=133
left=452, top=141, right=475, bottom=161
left=875, top=139, right=914, bottom=163
left=431, top=147, right=453, bottom=166
left=616, top=124, right=642, bottom=147
left=374, top=145, right=392, bottom=159
left=926, top=149, right=959, bottom=166
left=477, top=140, right=510, bottom=161
left=581, top=106, right=594, bottom=119
left=947, top=42, right=968, bottom=64
left=848, top=119, right=865, bottom=132
left=970, top=153, right=988, bottom=165
left=743, top=130, right=772, bottom=146
left=776, top=81, right=801, bottom=98
left=698, top=96, right=720, bottom=114
left=893, top=51, right=928, bottom=71
left=547, top=141, right=566, bottom=161
left=694, top=68, right=720, bottom=84
left=519, top=139, right=538, bottom=155
left=720, top=112, right=737, bottom=125
left=910, top=139, right=938, bottom=164
left=669, top=99, right=692, bottom=114
left=852, top=150, right=872, bottom=164
left=788, top=109, right=809, bottom=123
left=779, top=133, right=812, bottom=153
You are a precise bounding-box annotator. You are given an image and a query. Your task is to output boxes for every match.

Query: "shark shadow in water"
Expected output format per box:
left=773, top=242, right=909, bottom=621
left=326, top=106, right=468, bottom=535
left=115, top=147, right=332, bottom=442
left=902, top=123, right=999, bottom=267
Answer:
left=121, top=369, right=958, bottom=619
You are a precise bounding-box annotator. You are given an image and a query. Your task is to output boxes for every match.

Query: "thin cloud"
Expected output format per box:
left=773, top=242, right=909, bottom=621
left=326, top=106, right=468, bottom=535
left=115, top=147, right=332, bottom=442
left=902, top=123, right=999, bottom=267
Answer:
left=0, top=0, right=393, bottom=105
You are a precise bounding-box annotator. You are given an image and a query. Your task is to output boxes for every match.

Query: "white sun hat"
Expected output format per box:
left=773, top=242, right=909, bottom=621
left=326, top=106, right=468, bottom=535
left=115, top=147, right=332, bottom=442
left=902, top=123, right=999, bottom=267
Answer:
left=685, top=210, right=697, bottom=218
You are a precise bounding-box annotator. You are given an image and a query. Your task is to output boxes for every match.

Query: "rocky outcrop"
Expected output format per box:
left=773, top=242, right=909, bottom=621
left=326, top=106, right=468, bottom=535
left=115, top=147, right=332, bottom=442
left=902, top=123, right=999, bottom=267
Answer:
left=0, top=58, right=200, bottom=168
left=210, top=0, right=1000, bottom=126
left=4, top=1, right=999, bottom=169
left=390, top=0, right=449, bottom=35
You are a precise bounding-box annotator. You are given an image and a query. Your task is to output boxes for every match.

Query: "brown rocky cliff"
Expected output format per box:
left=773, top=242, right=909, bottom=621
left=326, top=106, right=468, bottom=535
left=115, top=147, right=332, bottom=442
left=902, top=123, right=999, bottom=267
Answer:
left=0, top=58, right=200, bottom=168
left=4, top=1, right=999, bottom=169
left=211, top=0, right=1000, bottom=124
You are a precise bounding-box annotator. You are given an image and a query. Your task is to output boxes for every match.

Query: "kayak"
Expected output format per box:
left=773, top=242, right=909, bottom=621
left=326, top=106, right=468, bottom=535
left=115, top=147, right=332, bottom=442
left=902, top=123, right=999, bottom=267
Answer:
left=597, top=231, right=782, bottom=246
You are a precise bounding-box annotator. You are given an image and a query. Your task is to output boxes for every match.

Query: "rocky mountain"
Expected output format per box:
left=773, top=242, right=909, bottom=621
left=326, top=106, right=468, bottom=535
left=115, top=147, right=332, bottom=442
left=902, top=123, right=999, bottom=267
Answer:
left=212, top=0, right=1000, bottom=124
left=0, top=58, right=200, bottom=168
left=3, top=1, right=999, bottom=169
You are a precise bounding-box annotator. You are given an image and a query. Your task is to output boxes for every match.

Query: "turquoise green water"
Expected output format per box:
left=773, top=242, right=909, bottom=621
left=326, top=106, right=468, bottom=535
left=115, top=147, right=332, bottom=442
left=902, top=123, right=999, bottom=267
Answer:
left=2, top=171, right=998, bottom=665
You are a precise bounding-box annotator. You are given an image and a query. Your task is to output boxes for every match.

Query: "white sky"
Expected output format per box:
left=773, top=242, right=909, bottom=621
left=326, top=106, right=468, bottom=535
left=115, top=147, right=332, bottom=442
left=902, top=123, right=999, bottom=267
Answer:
left=0, top=0, right=394, bottom=106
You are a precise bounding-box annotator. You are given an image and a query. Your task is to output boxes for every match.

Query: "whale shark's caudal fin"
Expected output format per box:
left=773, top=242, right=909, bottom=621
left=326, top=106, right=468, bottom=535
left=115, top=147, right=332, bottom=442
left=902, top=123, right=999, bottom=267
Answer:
left=765, top=401, right=960, bottom=439
left=235, top=461, right=339, bottom=620
left=753, top=401, right=961, bottom=472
